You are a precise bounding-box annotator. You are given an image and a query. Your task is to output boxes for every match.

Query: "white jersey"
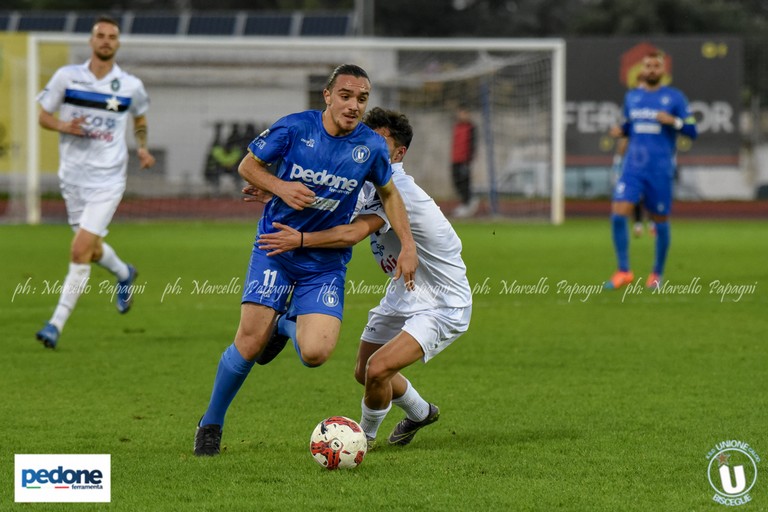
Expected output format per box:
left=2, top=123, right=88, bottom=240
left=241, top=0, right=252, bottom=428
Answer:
left=37, top=60, right=150, bottom=188
left=359, top=163, right=472, bottom=314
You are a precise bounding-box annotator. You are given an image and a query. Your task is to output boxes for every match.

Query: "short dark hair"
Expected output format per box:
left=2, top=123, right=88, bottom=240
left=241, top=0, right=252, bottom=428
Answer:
left=363, top=107, right=413, bottom=149
left=92, top=15, right=120, bottom=33
left=325, top=64, right=370, bottom=91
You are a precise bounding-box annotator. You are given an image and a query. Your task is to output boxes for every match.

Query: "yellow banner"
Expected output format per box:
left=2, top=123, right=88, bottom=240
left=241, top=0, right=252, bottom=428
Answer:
left=0, top=33, right=70, bottom=174
left=0, top=33, right=26, bottom=173
left=37, top=40, right=70, bottom=173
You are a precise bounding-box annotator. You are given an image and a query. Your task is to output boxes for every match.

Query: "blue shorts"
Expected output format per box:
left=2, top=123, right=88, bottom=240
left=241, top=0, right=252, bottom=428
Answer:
left=241, top=247, right=346, bottom=321
left=613, top=170, right=673, bottom=216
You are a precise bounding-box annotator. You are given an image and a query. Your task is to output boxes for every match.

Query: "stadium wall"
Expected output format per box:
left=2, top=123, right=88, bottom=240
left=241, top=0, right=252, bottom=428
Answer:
left=7, top=35, right=566, bottom=224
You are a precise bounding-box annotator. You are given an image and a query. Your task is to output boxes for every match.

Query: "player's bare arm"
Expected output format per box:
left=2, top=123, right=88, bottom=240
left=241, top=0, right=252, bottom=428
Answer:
left=133, top=115, right=155, bottom=169
left=238, top=151, right=316, bottom=210
left=39, top=109, right=86, bottom=137
left=655, top=111, right=679, bottom=126
left=257, top=215, right=384, bottom=256
left=656, top=111, right=697, bottom=137
left=375, top=179, right=418, bottom=289
left=242, top=184, right=274, bottom=204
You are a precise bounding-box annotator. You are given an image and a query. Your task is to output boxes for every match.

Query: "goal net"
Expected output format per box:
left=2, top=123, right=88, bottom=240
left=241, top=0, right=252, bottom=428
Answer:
left=3, top=35, right=564, bottom=224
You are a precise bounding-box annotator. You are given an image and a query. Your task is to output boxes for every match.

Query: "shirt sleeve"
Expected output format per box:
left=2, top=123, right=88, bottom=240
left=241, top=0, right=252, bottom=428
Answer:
left=622, top=92, right=632, bottom=136
left=36, top=67, right=67, bottom=113
left=248, top=116, right=291, bottom=165
left=129, top=79, right=150, bottom=117
left=357, top=189, right=391, bottom=234
left=366, top=142, right=393, bottom=187
left=675, top=91, right=693, bottom=119
left=351, top=182, right=374, bottom=220
left=675, top=90, right=698, bottom=139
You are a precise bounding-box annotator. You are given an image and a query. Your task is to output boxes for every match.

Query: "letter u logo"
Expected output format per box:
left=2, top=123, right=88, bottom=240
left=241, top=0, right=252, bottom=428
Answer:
left=719, top=464, right=746, bottom=495
left=352, top=145, right=370, bottom=163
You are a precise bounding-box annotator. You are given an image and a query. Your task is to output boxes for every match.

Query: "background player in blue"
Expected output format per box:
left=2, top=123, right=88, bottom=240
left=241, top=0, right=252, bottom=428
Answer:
left=194, top=64, right=418, bottom=456
left=605, top=52, right=697, bottom=291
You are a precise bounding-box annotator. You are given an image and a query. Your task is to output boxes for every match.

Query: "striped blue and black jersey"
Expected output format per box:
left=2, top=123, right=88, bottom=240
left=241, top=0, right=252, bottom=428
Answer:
left=37, top=60, right=150, bottom=187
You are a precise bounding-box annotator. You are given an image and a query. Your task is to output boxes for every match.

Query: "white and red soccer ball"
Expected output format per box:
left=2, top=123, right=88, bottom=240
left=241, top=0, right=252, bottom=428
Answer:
left=310, top=416, right=367, bottom=470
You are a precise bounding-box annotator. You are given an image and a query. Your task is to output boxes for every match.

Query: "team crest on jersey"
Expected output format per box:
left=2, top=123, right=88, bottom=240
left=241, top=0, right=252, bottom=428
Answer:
left=352, top=145, right=370, bottom=163
left=111, top=78, right=120, bottom=91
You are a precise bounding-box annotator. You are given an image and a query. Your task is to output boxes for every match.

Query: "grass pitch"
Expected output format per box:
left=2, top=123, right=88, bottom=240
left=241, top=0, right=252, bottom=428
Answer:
left=1, top=219, right=766, bottom=511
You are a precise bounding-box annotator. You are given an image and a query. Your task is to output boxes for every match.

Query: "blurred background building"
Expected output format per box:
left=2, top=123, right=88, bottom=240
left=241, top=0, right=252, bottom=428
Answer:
left=2, top=0, right=767, bottom=223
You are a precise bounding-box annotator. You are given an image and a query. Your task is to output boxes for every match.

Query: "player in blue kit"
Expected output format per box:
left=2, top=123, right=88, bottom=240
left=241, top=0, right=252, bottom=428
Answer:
left=256, top=107, right=472, bottom=449
left=194, top=64, right=418, bottom=456
left=605, top=52, right=697, bottom=290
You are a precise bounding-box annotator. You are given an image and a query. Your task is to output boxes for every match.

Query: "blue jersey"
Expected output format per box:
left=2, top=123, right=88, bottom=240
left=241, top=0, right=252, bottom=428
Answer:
left=248, top=110, right=392, bottom=270
left=621, top=86, right=694, bottom=175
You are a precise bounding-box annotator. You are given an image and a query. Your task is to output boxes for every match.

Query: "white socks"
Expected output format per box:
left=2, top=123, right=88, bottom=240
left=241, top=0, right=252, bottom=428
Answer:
left=48, top=243, right=127, bottom=332
left=360, top=380, right=431, bottom=439
left=359, top=399, right=391, bottom=439
left=391, top=379, right=430, bottom=422
left=96, top=242, right=129, bottom=281
left=50, top=262, right=91, bottom=332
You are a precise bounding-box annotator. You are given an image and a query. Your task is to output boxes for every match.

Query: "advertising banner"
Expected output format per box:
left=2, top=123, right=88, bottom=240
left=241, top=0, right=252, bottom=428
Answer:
left=566, top=37, right=742, bottom=167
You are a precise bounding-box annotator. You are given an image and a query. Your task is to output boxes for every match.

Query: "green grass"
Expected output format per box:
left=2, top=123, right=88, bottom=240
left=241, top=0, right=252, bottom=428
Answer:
left=1, top=219, right=766, bottom=511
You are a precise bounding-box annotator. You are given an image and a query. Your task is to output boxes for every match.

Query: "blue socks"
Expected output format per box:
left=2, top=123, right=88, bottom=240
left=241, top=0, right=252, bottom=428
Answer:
left=199, top=313, right=326, bottom=428
left=292, top=337, right=320, bottom=368
left=611, top=214, right=630, bottom=271
left=200, top=343, right=256, bottom=427
left=653, top=221, right=670, bottom=275
left=277, top=314, right=296, bottom=340
left=279, top=315, right=319, bottom=368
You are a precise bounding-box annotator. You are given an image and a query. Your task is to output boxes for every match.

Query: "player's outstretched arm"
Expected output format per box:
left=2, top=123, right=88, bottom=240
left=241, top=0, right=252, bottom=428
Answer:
left=374, top=179, right=418, bottom=290
left=238, top=151, right=316, bottom=210
left=257, top=215, right=384, bottom=256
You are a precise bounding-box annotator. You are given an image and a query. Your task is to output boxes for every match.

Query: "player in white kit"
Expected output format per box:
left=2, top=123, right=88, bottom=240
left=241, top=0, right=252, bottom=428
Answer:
left=35, top=16, right=155, bottom=349
left=257, top=107, right=472, bottom=446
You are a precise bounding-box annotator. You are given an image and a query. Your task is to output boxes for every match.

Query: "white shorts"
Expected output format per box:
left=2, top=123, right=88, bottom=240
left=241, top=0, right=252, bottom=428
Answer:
left=359, top=304, right=471, bottom=363
left=60, top=182, right=125, bottom=237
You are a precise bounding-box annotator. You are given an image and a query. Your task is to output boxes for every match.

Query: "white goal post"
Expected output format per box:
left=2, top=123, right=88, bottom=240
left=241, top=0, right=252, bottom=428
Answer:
left=22, top=35, right=565, bottom=224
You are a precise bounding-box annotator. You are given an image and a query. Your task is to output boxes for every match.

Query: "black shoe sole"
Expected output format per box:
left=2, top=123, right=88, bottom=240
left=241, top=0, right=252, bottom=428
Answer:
left=35, top=332, right=57, bottom=349
left=255, top=333, right=289, bottom=365
left=255, top=317, right=290, bottom=365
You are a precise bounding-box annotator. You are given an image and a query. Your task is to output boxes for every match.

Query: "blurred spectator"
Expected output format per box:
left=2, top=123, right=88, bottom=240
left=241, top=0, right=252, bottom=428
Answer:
left=450, top=105, right=477, bottom=217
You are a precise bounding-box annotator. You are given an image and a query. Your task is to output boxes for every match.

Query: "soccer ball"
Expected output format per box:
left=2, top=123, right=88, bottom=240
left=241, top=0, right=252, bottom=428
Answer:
left=309, top=416, right=367, bottom=470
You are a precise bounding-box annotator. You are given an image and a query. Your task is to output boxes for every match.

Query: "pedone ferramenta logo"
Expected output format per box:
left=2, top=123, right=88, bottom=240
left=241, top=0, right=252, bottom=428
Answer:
left=706, top=440, right=760, bottom=507
left=15, top=454, right=110, bottom=503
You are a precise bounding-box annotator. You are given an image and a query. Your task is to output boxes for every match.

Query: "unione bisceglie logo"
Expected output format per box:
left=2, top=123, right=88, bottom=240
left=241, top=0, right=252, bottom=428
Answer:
left=706, top=440, right=760, bottom=507
left=15, top=454, right=111, bottom=503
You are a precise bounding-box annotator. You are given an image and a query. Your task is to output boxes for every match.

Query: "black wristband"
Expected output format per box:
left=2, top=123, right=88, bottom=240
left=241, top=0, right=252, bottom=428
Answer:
left=300, top=232, right=304, bottom=248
